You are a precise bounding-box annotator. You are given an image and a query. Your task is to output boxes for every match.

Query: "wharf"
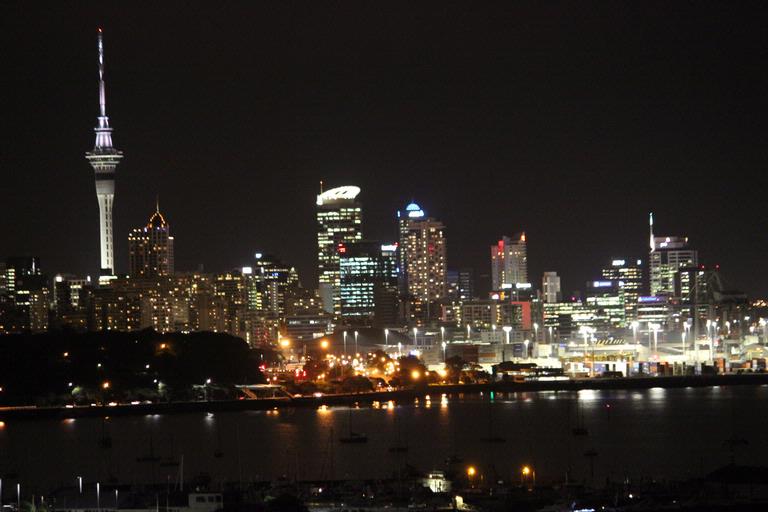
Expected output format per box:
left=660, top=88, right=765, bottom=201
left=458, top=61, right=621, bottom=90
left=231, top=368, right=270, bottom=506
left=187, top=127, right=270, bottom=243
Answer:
left=1, top=373, right=767, bottom=421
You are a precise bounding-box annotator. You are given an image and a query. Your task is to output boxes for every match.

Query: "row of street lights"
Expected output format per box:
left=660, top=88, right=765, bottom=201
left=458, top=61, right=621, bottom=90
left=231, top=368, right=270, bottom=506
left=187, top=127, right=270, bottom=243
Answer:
left=0, top=478, right=120, bottom=512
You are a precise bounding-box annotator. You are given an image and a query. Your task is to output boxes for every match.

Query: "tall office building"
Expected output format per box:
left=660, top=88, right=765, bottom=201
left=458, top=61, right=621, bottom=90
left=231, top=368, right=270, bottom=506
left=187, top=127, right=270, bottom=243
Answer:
left=85, top=29, right=123, bottom=277
left=128, top=204, right=175, bottom=278
left=339, top=241, right=399, bottom=326
left=447, top=268, right=475, bottom=301
left=52, top=274, right=92, bottom=330
left=490, top=233, right=528, bottom=290
left=316, top=185, right=363, bottom=314
left=3, top=257, right=49, bottom=332
left=585, top=280, right=625, bottom=329
left=648, top=214, right=697, bottom=297
left=601, top=258, right=643, bottom=323
left=244, top=253, right=300, bottom=317
left=542, top=271, right=562, bottom=303
left=398, top=202, right=447, bottom=324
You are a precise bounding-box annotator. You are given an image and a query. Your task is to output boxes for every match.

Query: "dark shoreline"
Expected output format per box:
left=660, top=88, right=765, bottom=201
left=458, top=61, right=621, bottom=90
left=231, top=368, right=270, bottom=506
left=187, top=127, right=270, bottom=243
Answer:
left=2, top=373, right=767, bottom=421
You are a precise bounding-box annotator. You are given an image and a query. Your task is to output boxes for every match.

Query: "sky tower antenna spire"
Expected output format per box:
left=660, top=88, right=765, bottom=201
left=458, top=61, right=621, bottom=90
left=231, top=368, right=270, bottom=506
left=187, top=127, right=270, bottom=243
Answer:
left=97, top=27, right=107, bottom=118
left=649, top=212, right=655, bottom=252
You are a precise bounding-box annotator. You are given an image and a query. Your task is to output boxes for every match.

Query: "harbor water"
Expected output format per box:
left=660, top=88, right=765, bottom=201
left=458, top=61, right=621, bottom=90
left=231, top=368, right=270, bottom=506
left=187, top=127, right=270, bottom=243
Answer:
left=1, top=385, right=767, bottom=493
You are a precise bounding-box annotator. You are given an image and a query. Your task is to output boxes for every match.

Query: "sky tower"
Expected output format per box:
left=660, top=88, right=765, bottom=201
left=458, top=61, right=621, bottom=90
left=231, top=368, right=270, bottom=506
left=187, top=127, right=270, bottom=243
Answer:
left=85, top=28, right=123, bottom=278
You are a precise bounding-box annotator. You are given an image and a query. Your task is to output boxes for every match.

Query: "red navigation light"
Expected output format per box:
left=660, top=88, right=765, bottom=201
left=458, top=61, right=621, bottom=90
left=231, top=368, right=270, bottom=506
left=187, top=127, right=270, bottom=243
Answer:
left=98, top=27, right=103, bottom=33
left=338, top=243, right=346, bottom=254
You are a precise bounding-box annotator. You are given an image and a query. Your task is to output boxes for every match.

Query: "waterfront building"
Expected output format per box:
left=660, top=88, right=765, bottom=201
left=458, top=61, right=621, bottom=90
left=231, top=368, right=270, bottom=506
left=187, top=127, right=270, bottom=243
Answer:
left=490, top=233, right=528, bottom=290
left=601, top=258, right=643, bottom=324
left=398, top=202, right=447, bottom=325
left=128, top=203, right=175, bottom=278
left=316, top=185, right=363, bottom=315
left=636, top=295, right=671, bottom=330
left=649, top=214, right=697, bottom=297
left=542, top=271, right=562, bottom=303
left=85, top=29, right=123, bottom=278
left=542, top=300, right=605, bottom=340
left=339, top=241, right=399, bottom=326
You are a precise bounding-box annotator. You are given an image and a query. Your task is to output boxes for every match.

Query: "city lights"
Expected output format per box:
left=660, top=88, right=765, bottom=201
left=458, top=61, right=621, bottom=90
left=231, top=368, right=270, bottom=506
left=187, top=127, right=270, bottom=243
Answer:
left=0, top=9, right=766, bottom=511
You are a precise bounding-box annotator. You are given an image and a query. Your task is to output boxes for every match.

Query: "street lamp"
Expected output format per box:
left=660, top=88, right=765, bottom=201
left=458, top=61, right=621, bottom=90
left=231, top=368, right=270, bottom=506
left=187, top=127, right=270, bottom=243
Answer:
left=502, top=326, right=512, bottom=362
left=442, top=341, right=447, bottom=362
left=466, top=465, right=477, bottom=484
left=466, top=324, right=471, bottom=341
left=649, top=323, right=660, bottom=358
left=631, top=321, right=639, bottom=344
left=521, top=465, right=535, bottom=487
left=397, top=342, right=402, bottom=358
left=440, top=326, right=445, bottom=346
left=354, top=331, right=359, bottom=355
left=343, top=330, right=347, bottom=355
left=579, top=326, right=593, bottom=377
left=384, top=328, right=389, bottom=346
left=681, top=330, right=686, bottom=359
left=533, top=322, right=539, bottom=344
left=524, top=339, right=530, bottom=360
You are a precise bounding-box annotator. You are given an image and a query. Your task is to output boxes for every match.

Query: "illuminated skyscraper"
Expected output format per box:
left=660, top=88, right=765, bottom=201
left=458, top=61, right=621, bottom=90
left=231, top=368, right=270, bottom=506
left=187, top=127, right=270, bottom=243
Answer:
left=601, top=258, right=643, bottom=323
left=243, top=253, right=299, bottom=317
left=339, top=241, right=399, bottom=326
left=316, top=185, right=363, bottom=314
left=398, top=202, right=447, bottom=325
left=128, top=204, right=175, bottom=277
left=648, top=213, right=697, bottom=297
left=85, top=29, right=123, bottom=277
left=585, top=280, right=625, bottom=329
left=490, top=233, right=528, bottom=291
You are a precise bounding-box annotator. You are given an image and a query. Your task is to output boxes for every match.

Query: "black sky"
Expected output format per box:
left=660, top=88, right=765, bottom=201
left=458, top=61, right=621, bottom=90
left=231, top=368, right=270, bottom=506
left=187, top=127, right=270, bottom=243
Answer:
left=2, top=1, right=767, bottom=296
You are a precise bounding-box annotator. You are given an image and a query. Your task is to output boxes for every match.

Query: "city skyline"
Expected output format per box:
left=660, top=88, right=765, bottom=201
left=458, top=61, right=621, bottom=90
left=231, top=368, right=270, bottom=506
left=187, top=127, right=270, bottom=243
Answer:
left=5, top=6, right=768, bottom=506
left=2, top=3, right=767, bottom=296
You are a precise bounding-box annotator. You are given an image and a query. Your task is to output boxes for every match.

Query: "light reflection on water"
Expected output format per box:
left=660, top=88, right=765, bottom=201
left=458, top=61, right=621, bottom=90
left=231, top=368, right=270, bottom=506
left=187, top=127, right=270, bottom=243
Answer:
left=0, top=386, right=767, bottom=492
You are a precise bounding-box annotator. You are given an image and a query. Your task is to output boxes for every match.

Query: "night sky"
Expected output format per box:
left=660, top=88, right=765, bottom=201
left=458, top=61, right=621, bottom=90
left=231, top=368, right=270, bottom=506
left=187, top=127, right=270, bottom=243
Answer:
left=2, top=2, right=767, bottom=296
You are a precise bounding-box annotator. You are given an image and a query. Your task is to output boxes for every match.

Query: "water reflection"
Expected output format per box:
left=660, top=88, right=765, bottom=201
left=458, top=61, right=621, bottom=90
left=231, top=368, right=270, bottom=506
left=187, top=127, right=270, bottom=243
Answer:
left=0, top=386, right=765, bottom=492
